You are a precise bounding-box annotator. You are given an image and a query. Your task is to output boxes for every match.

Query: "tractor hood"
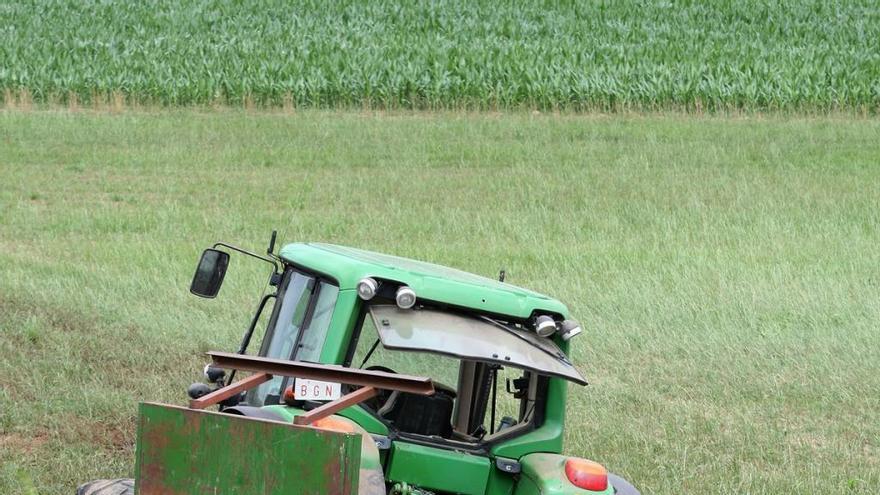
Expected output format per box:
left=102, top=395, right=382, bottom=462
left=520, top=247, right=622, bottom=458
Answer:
left=279, top=243, right=569, bottom=320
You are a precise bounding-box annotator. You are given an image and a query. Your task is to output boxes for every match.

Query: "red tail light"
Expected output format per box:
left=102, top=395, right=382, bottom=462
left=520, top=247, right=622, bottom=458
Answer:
left=564, top=458, right=608, bottom=491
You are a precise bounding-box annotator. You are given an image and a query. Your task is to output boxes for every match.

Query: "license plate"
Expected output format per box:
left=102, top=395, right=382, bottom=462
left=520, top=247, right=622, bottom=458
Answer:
left=293, top=378, right=342, bottom=401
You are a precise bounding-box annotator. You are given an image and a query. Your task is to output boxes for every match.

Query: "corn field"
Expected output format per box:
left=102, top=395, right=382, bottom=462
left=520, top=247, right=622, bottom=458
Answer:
left=1, top=0, right=879, bottom=111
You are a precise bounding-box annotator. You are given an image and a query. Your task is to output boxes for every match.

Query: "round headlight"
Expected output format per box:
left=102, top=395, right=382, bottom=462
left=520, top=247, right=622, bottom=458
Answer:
left=535, top=315, right=557, bottom=337
left=203, top=364, right=226, bottom=383
left=395, top=286, right=417, bottom=309
left=357, top=277, right=379, bottom=300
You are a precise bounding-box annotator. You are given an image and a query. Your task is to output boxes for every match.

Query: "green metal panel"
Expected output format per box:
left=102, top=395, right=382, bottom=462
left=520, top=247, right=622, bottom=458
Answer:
left=280, top=243, right=570, bottom=319
left=134, top=403, right=361, bottom=494
left=259, top=404, right=301, bottom=422
left=254, top=406, right=387, bottom=495
left=485, top=468, right=516, bottom=495
left=512, top=474, right=543, bottom=495
left=492, top=377, right=568, bottom=459
left=318, top=288, right=362, bottom=364
left=386, top=441, right=490, bottom=495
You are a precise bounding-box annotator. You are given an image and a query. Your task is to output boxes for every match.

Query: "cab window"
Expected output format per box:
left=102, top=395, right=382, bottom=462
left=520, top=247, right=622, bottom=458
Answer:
left=250, top=268, right=339, bottom=405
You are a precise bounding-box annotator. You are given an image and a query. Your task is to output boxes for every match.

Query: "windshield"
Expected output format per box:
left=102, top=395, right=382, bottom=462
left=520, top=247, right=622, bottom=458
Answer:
left=251, top=269, right=339, bottom=405
left=369, top=305, right=586, bottom=385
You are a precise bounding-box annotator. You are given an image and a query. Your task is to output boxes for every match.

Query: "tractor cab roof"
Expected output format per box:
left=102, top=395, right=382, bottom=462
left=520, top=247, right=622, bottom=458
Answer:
left=278, top=243, right=569, bottom=320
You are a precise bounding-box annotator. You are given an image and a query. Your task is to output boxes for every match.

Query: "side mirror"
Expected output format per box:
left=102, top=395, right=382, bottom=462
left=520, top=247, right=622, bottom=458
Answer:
left=190, top=249, right=230, bottom=298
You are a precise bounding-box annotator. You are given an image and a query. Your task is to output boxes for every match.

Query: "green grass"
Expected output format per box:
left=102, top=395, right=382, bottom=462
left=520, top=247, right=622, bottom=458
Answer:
left=2, top=0, right=880, bottom=111
left=0, top=109, right=879, bottom=494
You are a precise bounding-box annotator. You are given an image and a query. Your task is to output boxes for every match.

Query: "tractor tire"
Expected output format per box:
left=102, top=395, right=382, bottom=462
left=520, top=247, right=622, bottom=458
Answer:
left=76, top=478, right=134, bottom=495
left=608, top=473, right=640, bottom=495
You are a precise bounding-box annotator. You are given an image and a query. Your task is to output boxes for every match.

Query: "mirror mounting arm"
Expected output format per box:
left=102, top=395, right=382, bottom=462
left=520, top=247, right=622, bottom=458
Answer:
left=213, top=242, right=280, bottom=274
left=267, top=230, right=277, bottom=257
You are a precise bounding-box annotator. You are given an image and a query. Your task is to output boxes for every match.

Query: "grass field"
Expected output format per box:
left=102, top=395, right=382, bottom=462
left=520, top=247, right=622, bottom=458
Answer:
left=0, top=109, right=878, bottom=494
left=2, top=0, right=880, bottom=111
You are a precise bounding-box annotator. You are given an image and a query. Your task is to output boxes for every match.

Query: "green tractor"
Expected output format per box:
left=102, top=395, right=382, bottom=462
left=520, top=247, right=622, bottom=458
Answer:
left=78, top=235, right=640, bottom=495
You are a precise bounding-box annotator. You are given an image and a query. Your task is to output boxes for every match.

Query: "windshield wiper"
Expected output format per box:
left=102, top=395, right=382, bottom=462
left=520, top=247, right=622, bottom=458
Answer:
left=358, top=338, right=381, bottom=368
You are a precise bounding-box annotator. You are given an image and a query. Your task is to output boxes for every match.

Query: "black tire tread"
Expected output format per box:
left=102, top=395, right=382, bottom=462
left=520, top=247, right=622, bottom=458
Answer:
left=76, top=478, right=134, bottom=495
left=608, top=473, right=640, bottom=495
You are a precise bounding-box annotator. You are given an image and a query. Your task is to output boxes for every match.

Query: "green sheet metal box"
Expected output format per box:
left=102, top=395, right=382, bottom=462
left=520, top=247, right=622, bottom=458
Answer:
left=386, top=441, right=491, bottom=495
left=134, top=403, right=361, bottom=494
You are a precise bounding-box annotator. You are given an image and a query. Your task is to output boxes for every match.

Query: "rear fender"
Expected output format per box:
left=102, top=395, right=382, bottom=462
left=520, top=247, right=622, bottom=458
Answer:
left=515, top=453, right=614, bottom=495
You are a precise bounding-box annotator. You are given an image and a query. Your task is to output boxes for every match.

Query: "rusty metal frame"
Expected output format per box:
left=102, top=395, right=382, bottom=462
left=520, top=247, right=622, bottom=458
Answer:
left=189, top=372, right=272, bottom=409
left=293, top=386, right=379, bottom=425
left=208, top=351, right=435, bottom=395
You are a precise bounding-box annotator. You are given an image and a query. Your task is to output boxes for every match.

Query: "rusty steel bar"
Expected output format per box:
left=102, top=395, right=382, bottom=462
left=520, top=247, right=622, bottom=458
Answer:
left=294, top=386, right=379, bottom=426
left=189, top=372, right=272, bottom=409
left=208, top=351, right=435, bottom=395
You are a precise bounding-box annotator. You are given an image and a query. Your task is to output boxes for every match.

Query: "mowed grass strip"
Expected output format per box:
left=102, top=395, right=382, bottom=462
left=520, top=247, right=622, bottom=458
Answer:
left=0, top=110, right=879, bottom=494
left=1, top=0, right=880, bottom=111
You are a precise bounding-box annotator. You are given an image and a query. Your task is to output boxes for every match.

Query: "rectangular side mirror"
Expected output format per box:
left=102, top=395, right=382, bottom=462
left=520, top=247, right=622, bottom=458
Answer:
left=190, top=249, right=230, bottom=298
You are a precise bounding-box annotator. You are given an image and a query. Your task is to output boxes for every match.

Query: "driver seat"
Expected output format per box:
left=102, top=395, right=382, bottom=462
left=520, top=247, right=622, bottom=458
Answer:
left=378, top=382, right=456, bottom=438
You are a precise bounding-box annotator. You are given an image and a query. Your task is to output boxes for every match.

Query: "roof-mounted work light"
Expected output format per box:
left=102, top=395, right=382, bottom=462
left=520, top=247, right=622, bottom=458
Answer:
left=395, top=286, right=417, bottom=309
left=357, top=277, right=379, bottom=300
left=535, top=315, right=557, bottom=337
